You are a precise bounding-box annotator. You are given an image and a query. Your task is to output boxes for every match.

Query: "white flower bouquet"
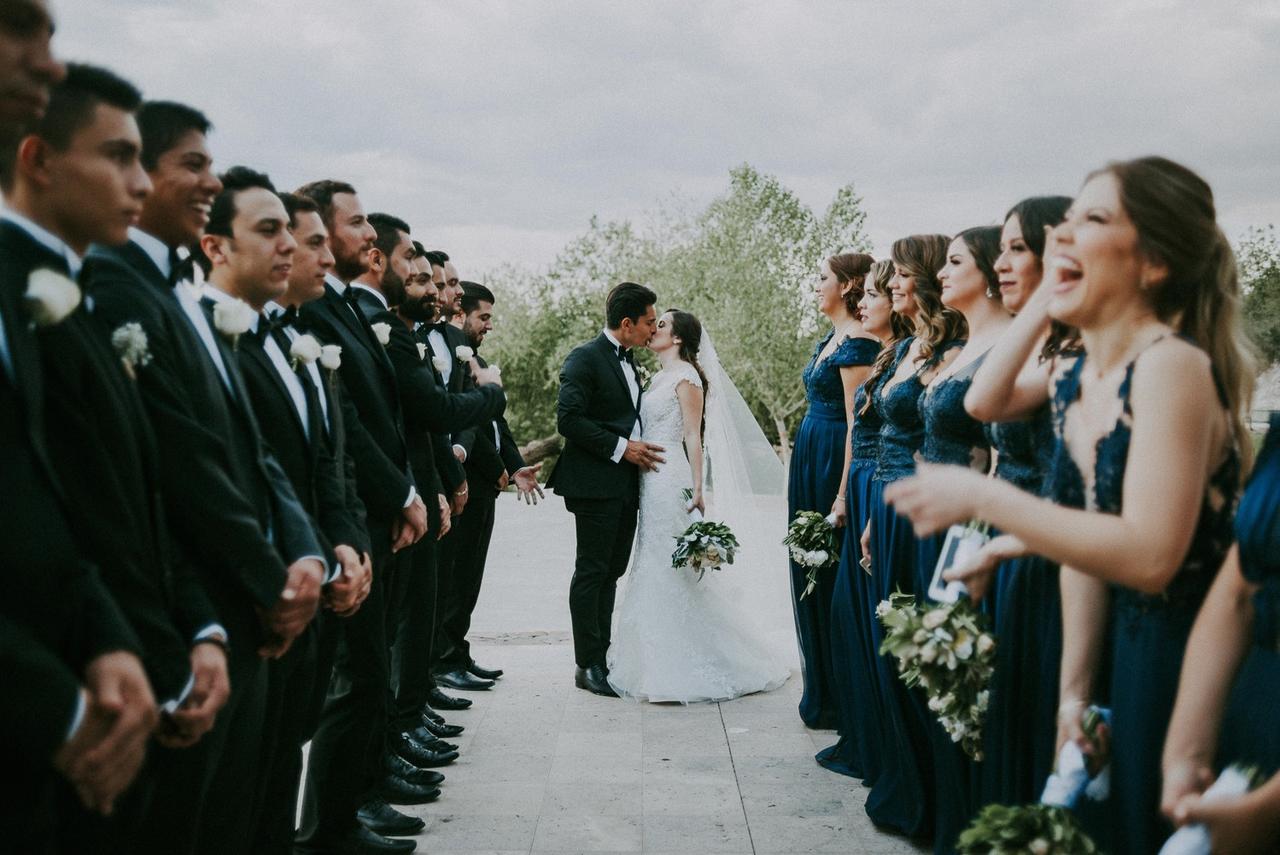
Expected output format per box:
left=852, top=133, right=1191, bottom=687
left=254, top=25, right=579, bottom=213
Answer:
left=783, top=510, right=840, bottom=599
left=671, top=498, right=739, bottom=582
left=956, top=803, right=1100, bottom=854
left=877, top=591, right=997, bottom=760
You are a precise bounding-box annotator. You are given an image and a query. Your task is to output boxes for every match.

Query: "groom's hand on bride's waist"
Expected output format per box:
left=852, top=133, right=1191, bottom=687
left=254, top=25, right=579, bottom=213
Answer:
left=624, top=440, right=665, bottom=471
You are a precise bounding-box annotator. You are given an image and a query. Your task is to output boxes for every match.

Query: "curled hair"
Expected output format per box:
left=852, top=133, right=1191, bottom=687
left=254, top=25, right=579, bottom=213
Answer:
left=827, top=252, right=875, bottom=315
left=955, top=226, right=1002, bottom=299
left=666, top=308, right=709, bottom=437
left=892, top=234, right=967, bottom=365
left=858, top=259, right=916, bottom=417
left=1004, top=195, right=1076, bottom=359
left=1097, top=156, right=1257, bottom=467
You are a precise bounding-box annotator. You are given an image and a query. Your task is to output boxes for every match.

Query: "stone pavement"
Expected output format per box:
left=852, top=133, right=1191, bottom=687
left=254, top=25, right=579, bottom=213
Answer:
left=393, top=494, right=927, bottom=854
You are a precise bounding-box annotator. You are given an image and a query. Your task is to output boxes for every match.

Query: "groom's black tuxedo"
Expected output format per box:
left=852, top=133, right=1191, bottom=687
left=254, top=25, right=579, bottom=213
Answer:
left=551, top=332, right=644, bottom=669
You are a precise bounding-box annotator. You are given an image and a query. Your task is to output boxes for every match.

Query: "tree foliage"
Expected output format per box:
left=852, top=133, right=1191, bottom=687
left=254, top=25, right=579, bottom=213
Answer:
left=1240, top=225, right=1280, bottom=367
left=484, top=164, right=870, bottom=456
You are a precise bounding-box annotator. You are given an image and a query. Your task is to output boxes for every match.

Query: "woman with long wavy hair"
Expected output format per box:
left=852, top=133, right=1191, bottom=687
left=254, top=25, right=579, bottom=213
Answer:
left=887, top=157, right=1254, bottom=853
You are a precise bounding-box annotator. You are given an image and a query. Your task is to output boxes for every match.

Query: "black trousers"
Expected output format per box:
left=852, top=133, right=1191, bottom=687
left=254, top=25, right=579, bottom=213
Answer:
left=392, top=536, right=438, bottom=730
left=565, top=495, right=638, bottom=669
left=436, top=489, right=498, bottom=670
left=300, top=524, right=400, bottom=844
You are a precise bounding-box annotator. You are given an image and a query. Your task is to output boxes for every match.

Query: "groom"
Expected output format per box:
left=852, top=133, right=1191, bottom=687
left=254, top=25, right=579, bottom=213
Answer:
left=549, top=282, right=664, bottom=696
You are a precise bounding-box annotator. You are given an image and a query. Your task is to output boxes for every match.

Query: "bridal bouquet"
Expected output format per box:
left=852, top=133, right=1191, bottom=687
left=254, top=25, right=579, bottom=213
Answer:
left=783, top=511, right=839, bottom=599
left=671, top=500, right=739, bottom=581
left=1158, top=764, right=1265, bottom=855
left=877, top=591, right=997, bottom=761
left=956, top=803, right=1100, bottom=854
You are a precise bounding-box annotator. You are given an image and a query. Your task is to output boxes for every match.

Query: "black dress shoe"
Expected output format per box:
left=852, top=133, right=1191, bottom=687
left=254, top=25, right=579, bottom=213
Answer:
left=434, top=668, right=494, bottom=691
left=419, top=714, right=464, bottom=738
left=358, top=798, right=426, bottom=836
left=379, top=774, right=441, bottom=805
left=409, top=726, right=457, bottom=752
left=386, top=752, right=445, bottom=786
left=427, top=687, right=472, bottom=710
left=321, top=824, right=417, bottom=853
left=393, top=732, right=458, bottom=768
left=574, top=665, right=618, bottom=697
left=466, top=661, right=504, bottom=680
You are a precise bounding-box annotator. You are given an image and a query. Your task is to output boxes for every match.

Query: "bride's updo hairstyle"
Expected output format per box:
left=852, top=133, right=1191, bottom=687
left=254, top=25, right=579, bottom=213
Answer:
left=892, top=233, right=968, bottom=366
left=827, top=252, right=876, bottom=314
left=667, top=308, right=709, bottom=437
left=1097, top=155, right=1256, bottom=466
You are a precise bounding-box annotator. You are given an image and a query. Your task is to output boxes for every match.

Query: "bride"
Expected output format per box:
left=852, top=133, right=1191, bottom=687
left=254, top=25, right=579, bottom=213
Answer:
left=606, top=309, right=793, bottom=703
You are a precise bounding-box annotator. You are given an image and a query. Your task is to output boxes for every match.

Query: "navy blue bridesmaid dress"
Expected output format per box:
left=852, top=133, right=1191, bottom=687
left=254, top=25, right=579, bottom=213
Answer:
left=1049, top=342, right=1239, bottom=854
left=1218, top=414, right=1280, bottom=776
left=817, top=363, right=888, bottom=781
left=914, top=358, right=991, bottom=854
left=980, top=402, right=1063, bottom=809
left=788, top=331, right=881, bottom=728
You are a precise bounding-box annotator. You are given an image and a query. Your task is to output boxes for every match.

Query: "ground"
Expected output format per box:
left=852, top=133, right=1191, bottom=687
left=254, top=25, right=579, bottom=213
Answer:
left=393, top=493, right=928, bottom=854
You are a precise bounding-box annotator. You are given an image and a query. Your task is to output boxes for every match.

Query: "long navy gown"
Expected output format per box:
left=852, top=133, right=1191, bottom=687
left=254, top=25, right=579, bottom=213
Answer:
left=1218, top=414, right=1280, bottom=776
left=788, top=332, right=881, bottom=729
left=863, top=337, right=962, bottom=839
left=1049, top=342, right=1238, bottom=854
left=980, top=402, right=1063, bottom=808
left=817, top=362, right=887, bottom=781
left=914, top=358, right=991, bottom=854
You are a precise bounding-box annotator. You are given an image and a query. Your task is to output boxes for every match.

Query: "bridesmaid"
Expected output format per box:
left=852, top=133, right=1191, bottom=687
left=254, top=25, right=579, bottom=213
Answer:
left=1162, top=414, right=1280, bottom=852
left=915, top=226, right=1010, bottom=853
left=817, top=260, right=911, bottom=781
left=963, top=196, right=1073, bottom=807
left=861, top=234, right=965, bottom=839
left=886, top=156, right=1254, bottom=854
left=788, top=253, right=880, bottom=729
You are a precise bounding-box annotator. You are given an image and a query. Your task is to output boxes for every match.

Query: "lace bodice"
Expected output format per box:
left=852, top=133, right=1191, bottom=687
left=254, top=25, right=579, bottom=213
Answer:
left=919, top=357, right=990, bottom=472
left=872, top=337, right=965, bottom=483
left=802, top=332, right=881, bottom=418
left=985, top=404, right=1056, bottom=495
left=640, top=362, right=703, bottom=444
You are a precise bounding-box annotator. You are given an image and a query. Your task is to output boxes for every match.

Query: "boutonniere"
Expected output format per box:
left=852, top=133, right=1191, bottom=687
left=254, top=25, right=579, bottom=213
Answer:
left=454, top=345, right=474, bottom=362
left=211, top=298, right=255, bottom=349
left=416, top=342, right=428, bottom=360
left=110, top=322, right=151, bottom=380
left=319, top=344, right=342, bottom=371
left=371, top=321, right=392, bottom=346
left=289, top=333, right=322, bottom=370
left=25, top=268, right=81, bottom=327
left=431, top=355, right=449, bottom=373
left=636, top=363, right=653, bottom=390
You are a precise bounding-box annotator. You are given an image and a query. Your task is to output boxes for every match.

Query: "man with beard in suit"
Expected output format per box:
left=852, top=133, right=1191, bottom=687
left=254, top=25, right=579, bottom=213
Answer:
left=294, top=181, right=435, bottom=855
left=0, top=29, right=157, bottom=850
left=435, top=281, right=544, bottom=684
left=88, top=101, right=326, bottom=855
left=0, top=61, right=232, bottom=853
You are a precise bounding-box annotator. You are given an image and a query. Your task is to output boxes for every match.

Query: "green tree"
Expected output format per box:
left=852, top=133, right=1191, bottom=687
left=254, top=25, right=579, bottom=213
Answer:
left=1240, top=225, right=1280, bottom=367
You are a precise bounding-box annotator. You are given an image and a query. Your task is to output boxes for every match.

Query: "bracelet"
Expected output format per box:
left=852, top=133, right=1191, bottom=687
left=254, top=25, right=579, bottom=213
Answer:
left=834, top=495, right=846, bottom=502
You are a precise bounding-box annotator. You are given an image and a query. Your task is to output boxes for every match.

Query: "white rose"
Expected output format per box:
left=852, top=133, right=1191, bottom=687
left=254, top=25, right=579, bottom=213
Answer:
left=25, top=268, right=81, bottom=327
left=919, top=643, right=938, bottom=664
left=289, top=333, right=322, bottom=368
left=432, top=355, right=449, bottom=372
left=416, top=342, right=428, bottom=360
left=975, top=634, right=995, bottom=657
left=454, top=345, right=474, bottom=361
left=812, top=549, right=828, bottom=565
left=212, top=298, right=255, bottom=342
left=875, top=601, right=892, bottom=618
left=110, top=322, right=152, bottom=373
left=922, top=609, right=948, bottom=630
left=371, top=321, right=392, bottom=346
left=320, top=344, right=342, bottom=370
left=1028, top=840, right=1050, bottom=855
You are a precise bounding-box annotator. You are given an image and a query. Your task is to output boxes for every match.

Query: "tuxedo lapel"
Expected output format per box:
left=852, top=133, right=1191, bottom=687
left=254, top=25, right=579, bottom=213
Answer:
left=242, top=335, right=309, bottom=442
left=114, top=239, right=167, bottom=291
left=598, top=335, right=638, bottom=416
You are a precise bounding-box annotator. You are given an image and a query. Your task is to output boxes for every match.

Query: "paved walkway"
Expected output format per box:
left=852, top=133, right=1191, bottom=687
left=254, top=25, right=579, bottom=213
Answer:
left=396, top=494, right=927, bottom=854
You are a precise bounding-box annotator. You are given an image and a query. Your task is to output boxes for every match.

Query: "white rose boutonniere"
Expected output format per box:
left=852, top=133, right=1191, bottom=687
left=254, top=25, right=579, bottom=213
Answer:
left=454, top=345, right=474, bottom=362
left=111, top=322, right=152, bottom=380
left=636, top=363, right=653, bottom=390
left=319, top=344, right=342, bottom=370
left=25, top=268, right=81, bottom=327
left=371, top=321, right=392, bottom=346
left=289, top=333, right=322, bottom=370
left=431, top=355, right=449, bottom=373
left=211, top=298, right=255, bottom=348
left=416, top=342, right=428, bottom=360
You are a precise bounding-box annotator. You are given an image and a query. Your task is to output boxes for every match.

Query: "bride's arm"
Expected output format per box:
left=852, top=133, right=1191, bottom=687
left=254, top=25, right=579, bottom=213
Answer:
left=676, top=379, right=706, bottom=514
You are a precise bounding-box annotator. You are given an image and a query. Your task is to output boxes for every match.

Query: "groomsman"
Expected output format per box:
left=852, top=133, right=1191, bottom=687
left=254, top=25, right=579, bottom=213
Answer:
left=0, top=39, right=156, bottom=851
left=1, top=63, right=230, bottom=852
left=435, top=282, right=543, bottom=683
left=294, top=181, right=432, bottom=855
left=88, top=100, right=326, bottom=855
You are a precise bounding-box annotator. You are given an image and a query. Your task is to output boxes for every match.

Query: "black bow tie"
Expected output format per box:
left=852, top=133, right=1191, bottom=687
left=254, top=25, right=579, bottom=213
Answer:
left=167, top=247, right=196, bottom=288
left=615, top=346, right=633, bottom=364
left=266, top=305, right=298, bottom=331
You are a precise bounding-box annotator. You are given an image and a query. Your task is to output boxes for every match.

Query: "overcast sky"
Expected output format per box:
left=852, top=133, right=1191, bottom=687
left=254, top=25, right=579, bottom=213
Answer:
left=57, top=1, right=1280, bottom=279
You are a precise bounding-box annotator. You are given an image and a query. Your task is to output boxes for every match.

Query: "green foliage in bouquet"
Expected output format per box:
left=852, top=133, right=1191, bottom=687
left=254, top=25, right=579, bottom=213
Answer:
left=877, top=591, right=997, bottom=761
left=956, top=803, right=1100, bottom=854
left=783, top=510, right=840, bottom=598
left=671, top=520, right=739, bottom=581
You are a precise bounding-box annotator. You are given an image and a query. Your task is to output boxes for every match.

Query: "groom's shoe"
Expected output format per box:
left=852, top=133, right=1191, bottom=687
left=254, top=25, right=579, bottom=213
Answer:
left=466, top=661, right=504, bottom=681
left=575, top=665, right=618, bottom=697
left=435, top=668, right=494, bottom=691
left=427, top=687, right=472, bottom=710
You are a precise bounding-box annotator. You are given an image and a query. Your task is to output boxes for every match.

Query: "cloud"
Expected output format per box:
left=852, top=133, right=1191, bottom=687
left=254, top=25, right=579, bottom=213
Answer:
left=56, top=0, right=1280, bottom=271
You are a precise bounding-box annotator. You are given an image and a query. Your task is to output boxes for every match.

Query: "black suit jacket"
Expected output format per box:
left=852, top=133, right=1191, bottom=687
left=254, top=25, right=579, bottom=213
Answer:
left=0, top=223, right=217, bottom=700
left=548, top=333, right=641, bottom=500
left=460, top=352, right=526, bottom=498
left=0, top=229, right=140, bottom=766
left=234, top=318, right=367, bottom=566
left=87, top=240, right=322, bottom=620
left=299, top=282, right=414, bottom=528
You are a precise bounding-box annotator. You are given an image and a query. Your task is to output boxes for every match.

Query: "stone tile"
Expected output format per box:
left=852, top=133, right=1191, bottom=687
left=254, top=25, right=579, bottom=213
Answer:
left=412, top=813, right=538, bottom=850
left=543, top=781, right=642, bottom=816
left=548, top=754, right=643, bottom=784
left=431, top=781, right=547, bottom=815
left=643, top=779, right=743, bottom=816
left=531, top=813, right=642, bottom=851
left=748, top=813, right=863, bottom=853
left=641, top=813, right=753, bottom=853
left=726, top=728, right=825, bottom=757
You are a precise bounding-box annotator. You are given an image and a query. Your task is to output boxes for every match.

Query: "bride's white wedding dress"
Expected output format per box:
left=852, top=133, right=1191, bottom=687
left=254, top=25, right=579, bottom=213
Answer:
left=606, top=361, right=791, bottom=703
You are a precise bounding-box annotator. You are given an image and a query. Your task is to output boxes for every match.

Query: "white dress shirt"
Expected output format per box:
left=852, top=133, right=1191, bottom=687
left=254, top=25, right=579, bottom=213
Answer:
left=603, top=328, right=641, bottom=463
